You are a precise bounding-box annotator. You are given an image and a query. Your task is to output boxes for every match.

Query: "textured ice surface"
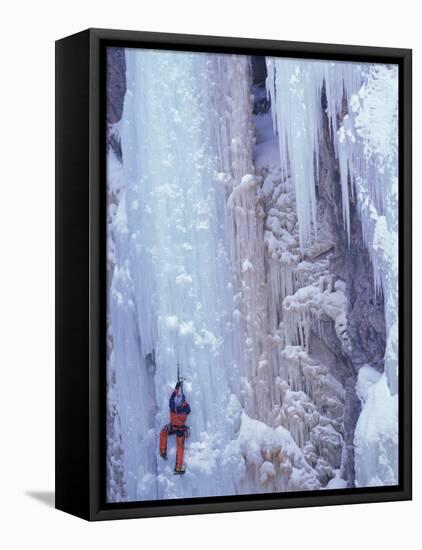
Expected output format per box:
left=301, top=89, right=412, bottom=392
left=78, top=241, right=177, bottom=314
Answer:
left=266, top=58, right=363, bottom=250
left=267, top=58, right=399, bottom=487
left=107, top=50, right=399, bottom=500
left=354, top=370, right=398, bottom=487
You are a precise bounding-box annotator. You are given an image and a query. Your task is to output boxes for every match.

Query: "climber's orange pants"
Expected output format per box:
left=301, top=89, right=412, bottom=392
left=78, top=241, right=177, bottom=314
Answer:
left=159, top=424, right=186, bottom=469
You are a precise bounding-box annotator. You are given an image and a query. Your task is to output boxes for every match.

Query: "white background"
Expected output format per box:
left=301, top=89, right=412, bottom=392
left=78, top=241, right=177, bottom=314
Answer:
left=0, top=1, right=418, bottom=548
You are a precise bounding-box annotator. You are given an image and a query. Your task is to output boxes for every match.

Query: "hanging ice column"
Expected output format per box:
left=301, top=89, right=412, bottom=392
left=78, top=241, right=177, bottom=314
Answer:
left=266, top=59, right=363, bottom=250
left=109, top=49, right=258, bottom=501
left=208, top=55, right=273, bottom=422
left=266, top=59, right=320, bottom=252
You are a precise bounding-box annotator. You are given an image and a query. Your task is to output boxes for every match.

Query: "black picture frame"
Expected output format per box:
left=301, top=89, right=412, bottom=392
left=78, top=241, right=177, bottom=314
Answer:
left=55, top=27, right=412, bottom=521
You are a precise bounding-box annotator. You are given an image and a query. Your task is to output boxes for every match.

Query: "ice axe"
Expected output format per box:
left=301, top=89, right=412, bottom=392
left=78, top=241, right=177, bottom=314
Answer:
left=177, top=362, right=186, bottom=393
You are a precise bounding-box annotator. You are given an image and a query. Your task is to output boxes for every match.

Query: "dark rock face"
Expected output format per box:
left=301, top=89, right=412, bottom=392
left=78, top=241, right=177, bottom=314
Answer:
left=251, top=55, right=268, bottom=84
left=106, top=47, right=126, bottom=161
left=107, top=47, right=126, bottom=124
left=315, top=88, right=386, bottom=485
left=251, top=57, right=271, bottom=115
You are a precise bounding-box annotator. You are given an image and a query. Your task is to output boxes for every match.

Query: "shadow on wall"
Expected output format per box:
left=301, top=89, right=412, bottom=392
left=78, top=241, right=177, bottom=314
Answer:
left=25, top=491, right=55, bottom=508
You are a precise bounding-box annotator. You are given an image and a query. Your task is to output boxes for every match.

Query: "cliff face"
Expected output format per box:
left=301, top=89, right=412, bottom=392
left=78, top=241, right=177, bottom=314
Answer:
left=106, top=47, right=126, bottom=161
left=106, top=47, right=126, bottom=124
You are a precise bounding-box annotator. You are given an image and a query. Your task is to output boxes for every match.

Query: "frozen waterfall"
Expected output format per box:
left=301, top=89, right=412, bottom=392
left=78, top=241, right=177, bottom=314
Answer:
left=106, top=48, right=399, bottom=502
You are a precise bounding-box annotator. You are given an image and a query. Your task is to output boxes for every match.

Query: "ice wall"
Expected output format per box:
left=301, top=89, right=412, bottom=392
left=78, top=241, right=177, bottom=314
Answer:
left=106, top=145, right=127, bottom=502
left=107, top=50, right=399, bottom=501
left=108, top=48, right=344, bottom=501
left=354, top=366, right=398, bottom=487
left=109, top=49, right=242, bottom=500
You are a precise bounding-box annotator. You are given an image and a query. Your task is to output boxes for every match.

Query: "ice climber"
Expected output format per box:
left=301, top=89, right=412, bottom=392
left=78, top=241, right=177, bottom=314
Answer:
left=159, top=380, right=191, bottom=475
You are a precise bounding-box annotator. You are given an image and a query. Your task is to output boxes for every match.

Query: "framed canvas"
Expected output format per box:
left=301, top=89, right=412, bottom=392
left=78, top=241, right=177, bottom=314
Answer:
left=55, top=28, right=412, bottom=521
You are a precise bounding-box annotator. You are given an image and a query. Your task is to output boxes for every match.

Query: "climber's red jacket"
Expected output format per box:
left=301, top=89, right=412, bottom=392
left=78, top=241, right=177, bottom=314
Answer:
left=169, top=389, right=191, bottom=428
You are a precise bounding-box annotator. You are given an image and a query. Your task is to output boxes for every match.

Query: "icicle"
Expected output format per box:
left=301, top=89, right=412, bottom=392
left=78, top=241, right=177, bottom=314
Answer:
left=265, top=58, right=277, bottom=134
left=267, top=60, right=321, bottom=251
left=266, top=58, right=366, bottom=249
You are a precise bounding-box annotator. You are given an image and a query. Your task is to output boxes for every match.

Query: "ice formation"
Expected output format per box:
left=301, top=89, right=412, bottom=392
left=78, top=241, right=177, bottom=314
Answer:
left=106, top=48, right=399, bottom=501
left=266, top=58, right=399, bottom=487
left=266, top=59, right=363, bottom=250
